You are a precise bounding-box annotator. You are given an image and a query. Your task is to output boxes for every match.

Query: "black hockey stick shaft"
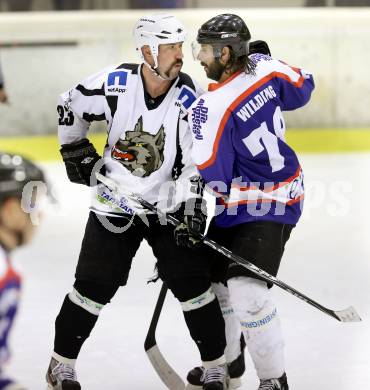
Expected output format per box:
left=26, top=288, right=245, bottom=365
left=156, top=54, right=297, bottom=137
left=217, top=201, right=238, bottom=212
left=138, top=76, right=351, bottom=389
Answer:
left=203, top=238, right=344, bottom=321
left=133, top=196, right=361, bottom=323
left=95, top=172, right=361, bottom=323
left=144, top=282, right=168, bottom=351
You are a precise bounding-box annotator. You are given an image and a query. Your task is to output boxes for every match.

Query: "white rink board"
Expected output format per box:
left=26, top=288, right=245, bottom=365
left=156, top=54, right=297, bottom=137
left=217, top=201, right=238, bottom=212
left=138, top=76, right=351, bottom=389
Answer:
left=0, top=8, right=370, bottom=135
left=6, top=153, right=370, bottom=389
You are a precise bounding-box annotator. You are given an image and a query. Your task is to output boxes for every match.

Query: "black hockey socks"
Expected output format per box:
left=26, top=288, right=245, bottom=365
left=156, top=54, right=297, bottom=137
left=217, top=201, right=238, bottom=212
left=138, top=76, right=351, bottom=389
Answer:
left=183, top=298, right=226, bottom=361
left=167, top=277, right=226, bottom=362
left=53, top=281, right=120, bottom=359
left=54, top=294, right=99, bottom=359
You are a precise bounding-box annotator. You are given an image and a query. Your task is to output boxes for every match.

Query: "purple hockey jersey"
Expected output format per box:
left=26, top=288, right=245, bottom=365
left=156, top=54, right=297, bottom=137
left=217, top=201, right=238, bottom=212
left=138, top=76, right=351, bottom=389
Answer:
left=189, top=54, right=315, bottom=227
left=0, top=246, right=21, bottom=366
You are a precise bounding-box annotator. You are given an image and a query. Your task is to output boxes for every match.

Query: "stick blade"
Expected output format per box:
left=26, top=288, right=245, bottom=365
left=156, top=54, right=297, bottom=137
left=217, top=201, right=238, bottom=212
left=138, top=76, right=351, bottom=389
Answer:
left=334, top=306, right=361, bottom=322
left=146, top=345, right=185, bottom=390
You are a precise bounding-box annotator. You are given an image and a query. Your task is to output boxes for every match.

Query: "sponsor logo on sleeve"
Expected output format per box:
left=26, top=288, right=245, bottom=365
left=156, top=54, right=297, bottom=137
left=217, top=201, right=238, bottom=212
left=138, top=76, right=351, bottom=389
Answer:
left=106, top=70, right=128, bottom=94
left=191, top=98, right=208, bottom=140
left=178, top=86, right=197, bottom=110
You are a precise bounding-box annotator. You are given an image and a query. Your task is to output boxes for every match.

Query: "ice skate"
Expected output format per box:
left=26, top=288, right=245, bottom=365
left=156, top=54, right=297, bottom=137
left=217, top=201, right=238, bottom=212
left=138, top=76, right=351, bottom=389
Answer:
left=202, top=364, right=227, bottom=390
left=258, top=373, right=288, bottom=390
left=186, top=336, right=245, bottom=389
left=46, top=357, right=81, bottom=390
left=186, top=366, right=205, bottom=389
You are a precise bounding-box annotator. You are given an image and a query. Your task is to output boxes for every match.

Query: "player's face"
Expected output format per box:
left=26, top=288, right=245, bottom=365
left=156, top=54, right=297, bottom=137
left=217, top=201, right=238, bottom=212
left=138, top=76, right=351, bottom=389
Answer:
left=0, top=197, right=39, bottom=249
left=157, top=42, right=184, bottom=80
left=193, top=43, right=214, bottom=64
left=192, top=43, right=224, bottom=82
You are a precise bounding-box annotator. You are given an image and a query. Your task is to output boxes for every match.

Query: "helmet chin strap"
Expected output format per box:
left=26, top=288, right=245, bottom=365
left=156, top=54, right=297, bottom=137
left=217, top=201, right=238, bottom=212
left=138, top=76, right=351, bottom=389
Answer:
left=143, top=61, right=171, bottom=81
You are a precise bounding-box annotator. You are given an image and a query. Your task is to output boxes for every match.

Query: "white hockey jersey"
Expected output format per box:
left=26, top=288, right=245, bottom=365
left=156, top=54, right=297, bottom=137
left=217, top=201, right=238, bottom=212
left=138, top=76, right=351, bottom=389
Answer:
left=58, top=63, right=203, bottom=216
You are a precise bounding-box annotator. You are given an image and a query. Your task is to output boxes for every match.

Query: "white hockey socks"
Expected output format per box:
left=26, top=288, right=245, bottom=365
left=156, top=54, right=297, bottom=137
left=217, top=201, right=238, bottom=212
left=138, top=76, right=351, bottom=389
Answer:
left=212, top=282, right=242, bottom=364
left=202, top=355, right=227, bottom=369
left=228, top=276, right=285, bottom=380
left=52, top=352, right=76, bottom=368
left=180, top=287, right=216, bottom=312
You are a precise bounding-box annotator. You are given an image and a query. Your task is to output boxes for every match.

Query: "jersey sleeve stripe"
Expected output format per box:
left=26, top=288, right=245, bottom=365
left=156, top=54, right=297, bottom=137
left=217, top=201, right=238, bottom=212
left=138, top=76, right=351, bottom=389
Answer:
left=231, top=166, right=302, bottom=193
left=197, top=71, right=305, bottom=170
left=82, top=113, right=106, bottom=122
left=76, top=84, right=105, bottom=96
left=264, top=166, right=302, bottom=192
left=219, top=194, right=305, bottom=208
left=106, top=95, right=118, bottom=118
left=286, top=194, right=304, bottom=205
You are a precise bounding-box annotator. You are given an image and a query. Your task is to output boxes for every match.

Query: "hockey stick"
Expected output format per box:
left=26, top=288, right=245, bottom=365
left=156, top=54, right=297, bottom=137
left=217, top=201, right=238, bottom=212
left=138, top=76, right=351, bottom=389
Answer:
left=96, top=172, right=361, bottom=324
left=144, top=283, right=185, bottom=390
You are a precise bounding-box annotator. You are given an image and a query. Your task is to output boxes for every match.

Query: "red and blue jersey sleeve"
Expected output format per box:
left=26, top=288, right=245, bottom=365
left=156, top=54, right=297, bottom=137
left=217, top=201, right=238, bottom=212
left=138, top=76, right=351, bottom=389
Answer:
left=0, top=248, right=21, bottom=366
left=272, top=59, right=314, bottom=111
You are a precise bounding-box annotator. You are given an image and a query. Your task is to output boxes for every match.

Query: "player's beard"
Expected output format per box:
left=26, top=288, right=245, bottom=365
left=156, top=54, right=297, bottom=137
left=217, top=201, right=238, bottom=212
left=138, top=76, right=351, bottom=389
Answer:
left=202, top=59, right=225, bottom=82
left=160, top=59, right=183, bottom=80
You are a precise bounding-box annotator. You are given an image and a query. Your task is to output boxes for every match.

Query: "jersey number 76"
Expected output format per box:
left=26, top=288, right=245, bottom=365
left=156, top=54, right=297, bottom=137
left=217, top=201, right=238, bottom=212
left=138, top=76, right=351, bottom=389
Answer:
left=242, top=106, right=286, bottom=173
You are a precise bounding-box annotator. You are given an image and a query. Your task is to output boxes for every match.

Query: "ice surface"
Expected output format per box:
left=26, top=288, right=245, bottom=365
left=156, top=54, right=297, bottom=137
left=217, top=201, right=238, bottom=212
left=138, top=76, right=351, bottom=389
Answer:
left=6, top=154, right=370, bottom=389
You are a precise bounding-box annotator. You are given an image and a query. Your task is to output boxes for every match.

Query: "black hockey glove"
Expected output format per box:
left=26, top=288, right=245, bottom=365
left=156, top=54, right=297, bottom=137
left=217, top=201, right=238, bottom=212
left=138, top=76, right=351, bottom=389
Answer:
left=249, top=40, right=271, bottom=56
left=173, top=198, right=207, bottom=249
left=60, top=138, right=103, bottom=186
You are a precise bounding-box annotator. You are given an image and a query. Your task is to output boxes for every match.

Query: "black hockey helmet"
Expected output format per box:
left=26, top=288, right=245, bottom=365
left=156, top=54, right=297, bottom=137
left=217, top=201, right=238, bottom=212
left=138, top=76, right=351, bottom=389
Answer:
left=0, top=151, right=45, bottom=203
left=196, top=14, right=251, bottom=58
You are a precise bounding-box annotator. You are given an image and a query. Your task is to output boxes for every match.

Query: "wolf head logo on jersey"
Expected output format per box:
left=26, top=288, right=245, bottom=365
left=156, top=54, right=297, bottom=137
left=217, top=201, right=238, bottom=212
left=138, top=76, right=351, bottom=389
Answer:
left=111, top=116, right=165, bottom=177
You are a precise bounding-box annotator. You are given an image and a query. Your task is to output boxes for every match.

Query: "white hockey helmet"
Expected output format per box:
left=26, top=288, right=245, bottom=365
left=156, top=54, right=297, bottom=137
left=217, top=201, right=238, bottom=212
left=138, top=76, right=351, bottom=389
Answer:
left=133, top=14, right=187, bottom=69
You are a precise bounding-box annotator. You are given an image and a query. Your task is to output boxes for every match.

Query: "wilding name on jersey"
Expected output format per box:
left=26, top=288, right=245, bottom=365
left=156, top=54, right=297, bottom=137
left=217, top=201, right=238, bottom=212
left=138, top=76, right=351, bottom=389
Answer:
left=237, top=85, right=277, bottom=122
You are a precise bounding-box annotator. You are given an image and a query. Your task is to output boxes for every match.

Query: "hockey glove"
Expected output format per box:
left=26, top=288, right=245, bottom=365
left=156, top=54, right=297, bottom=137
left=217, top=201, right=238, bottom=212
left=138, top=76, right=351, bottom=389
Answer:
left=173, top=198, right=207, bottom=249
left=60, top=138, right=103, bottom=186
left=249, top=40, right=271, bottom=56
